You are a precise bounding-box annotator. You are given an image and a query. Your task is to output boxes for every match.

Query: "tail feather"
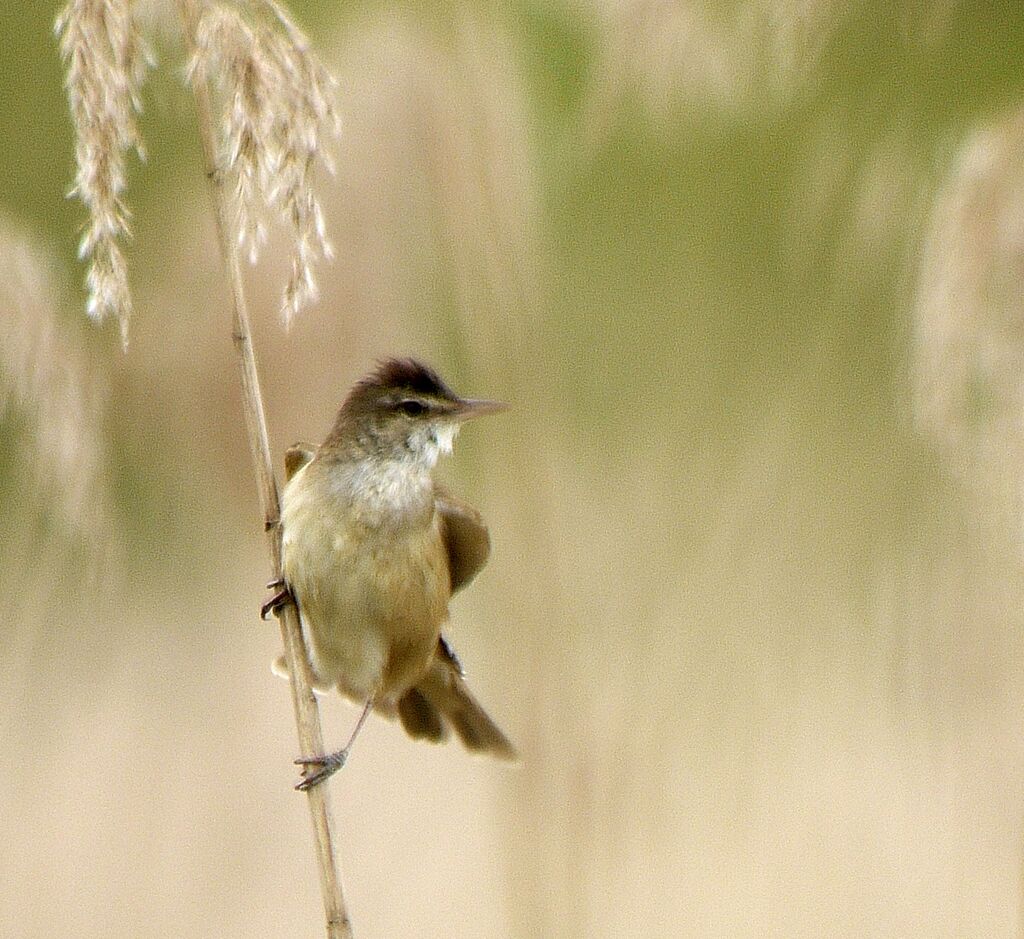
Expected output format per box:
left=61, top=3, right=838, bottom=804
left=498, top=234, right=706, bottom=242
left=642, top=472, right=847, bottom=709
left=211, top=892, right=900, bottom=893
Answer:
left=398, top=658, right=517, bottom=760
left=397, top=687, right=448, bottom=742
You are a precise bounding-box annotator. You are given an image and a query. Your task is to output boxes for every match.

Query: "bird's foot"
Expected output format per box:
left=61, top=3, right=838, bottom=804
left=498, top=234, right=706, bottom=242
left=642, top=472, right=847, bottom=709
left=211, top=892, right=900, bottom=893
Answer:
left=261, top=581, right=294, bottom=620
left=294, top=749, right=348, bottom=791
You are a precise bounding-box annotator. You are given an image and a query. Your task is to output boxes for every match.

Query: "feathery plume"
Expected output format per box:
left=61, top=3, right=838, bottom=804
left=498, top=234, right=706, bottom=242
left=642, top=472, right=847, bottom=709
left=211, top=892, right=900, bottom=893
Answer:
left=0, top=215, right=110, bottom=548
left=187, top=0, right=340, bottom=325
left=912, top=106, right=1024, bottom=528
left=56, top=0, right=151, bottom=348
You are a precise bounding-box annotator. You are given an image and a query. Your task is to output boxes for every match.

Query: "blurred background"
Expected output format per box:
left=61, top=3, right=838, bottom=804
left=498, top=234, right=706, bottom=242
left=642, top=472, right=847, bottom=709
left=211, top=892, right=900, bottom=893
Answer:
left=4, top=0, right=1024, bottom=936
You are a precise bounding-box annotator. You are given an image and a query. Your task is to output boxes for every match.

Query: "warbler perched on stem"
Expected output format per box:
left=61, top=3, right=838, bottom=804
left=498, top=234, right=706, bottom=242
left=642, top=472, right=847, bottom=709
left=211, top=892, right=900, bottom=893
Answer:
left=263, top=358, right=516, bottom=789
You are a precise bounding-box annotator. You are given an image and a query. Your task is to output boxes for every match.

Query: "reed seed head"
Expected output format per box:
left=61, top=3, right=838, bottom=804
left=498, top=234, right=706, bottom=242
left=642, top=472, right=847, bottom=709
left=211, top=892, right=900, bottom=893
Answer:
left=57, top=0, right=340, bottom=340
left=56, top=0, right=152, bottom=348
left=187, top=0, right=341, bottom=325
left=0, top=214, right=110, bottom=548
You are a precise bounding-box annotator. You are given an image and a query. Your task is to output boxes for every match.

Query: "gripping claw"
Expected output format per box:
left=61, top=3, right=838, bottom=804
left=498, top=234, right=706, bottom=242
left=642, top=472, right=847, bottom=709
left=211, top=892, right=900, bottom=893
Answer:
left=294, top=750, right=348, bottom=791
left=261, top=582, right=294, bottom=620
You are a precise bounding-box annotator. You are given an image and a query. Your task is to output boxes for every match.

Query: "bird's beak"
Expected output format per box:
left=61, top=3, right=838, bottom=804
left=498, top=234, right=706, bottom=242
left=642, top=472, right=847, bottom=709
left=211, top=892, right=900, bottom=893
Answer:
left=453, top=398, right=509, bottom=421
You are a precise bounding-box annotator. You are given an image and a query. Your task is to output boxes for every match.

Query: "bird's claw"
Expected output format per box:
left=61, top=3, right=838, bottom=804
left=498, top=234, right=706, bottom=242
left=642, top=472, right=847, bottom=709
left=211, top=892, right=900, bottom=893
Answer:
left=261, top=582, right=294, bottom=620
left=294, top=750, right=348, bottom=790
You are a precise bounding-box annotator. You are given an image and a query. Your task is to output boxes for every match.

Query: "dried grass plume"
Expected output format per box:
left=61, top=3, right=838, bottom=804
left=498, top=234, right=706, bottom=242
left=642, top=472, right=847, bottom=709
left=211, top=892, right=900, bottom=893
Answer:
left=56, top=0, right=151, bottom=347
left=912, top=106, right=1024, bottom=523
left=0, top=215, right=110, bottom=548
left=186, top=0, right=340, bottom=324
left=56, top=0, right=340, bottom=339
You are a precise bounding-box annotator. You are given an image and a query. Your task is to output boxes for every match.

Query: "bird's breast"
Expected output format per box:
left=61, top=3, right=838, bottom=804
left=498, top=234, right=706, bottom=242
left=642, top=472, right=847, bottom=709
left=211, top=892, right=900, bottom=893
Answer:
left=280, top=465, right=449, bottom=701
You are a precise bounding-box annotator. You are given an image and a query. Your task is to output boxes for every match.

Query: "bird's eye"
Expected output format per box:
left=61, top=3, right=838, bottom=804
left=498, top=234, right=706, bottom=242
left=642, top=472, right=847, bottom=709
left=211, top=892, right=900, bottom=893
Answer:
left=398, top=399, right=427, bottom=416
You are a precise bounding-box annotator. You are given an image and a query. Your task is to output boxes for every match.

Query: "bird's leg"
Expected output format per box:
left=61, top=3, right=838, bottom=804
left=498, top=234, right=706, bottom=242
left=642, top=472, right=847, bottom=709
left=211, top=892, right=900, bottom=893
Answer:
left=294, top=696, right=376, bottom=791
left=261, top=578, right=294, bottom=620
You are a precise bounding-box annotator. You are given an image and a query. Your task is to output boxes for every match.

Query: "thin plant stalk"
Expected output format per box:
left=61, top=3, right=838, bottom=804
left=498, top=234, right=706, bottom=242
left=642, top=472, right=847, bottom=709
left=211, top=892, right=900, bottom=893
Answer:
left=176, top=2, right=352, bottom=936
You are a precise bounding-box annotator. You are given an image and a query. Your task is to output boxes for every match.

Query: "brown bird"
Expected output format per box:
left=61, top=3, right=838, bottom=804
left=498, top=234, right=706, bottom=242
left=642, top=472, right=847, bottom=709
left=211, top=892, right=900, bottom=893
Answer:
left=264, top=358, right=516, bottom=789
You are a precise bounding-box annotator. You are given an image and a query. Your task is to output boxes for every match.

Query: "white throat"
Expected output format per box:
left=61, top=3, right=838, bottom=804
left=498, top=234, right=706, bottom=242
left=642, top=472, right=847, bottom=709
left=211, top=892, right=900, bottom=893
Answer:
left=342, top=421, right=460, bottom=519
left=410, top=421, right=459, bottom=468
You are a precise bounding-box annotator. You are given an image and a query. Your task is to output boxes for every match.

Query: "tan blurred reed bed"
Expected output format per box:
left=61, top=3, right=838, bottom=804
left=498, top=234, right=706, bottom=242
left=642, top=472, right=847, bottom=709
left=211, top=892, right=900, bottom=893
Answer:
left=7, top=0, right=1024, bottom=936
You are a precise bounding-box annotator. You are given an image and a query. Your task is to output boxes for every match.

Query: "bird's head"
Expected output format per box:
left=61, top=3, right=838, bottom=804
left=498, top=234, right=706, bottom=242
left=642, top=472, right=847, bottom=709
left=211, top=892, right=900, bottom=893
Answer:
left=330, top=358, right=507, bottom=467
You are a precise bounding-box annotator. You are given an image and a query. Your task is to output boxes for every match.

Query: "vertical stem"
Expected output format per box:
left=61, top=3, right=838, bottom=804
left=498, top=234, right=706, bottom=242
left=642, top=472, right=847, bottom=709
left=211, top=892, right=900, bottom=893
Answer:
left=176, top=3, right=352, bottom=937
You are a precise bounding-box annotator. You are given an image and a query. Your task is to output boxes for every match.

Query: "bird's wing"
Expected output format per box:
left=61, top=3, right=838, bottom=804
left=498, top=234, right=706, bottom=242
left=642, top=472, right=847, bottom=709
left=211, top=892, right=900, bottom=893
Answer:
left=284, top=442, right=317, bottom=481
left=435, top=484, right=491, bottom=594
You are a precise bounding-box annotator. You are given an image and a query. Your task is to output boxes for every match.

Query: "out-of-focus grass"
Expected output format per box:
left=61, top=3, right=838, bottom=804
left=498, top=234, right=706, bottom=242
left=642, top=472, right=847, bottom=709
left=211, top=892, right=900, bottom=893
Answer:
left=5, top=1, right=1024, bottom=937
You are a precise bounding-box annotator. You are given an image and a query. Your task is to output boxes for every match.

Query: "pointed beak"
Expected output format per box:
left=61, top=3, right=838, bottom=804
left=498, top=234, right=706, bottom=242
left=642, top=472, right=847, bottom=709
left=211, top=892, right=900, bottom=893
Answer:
left=452, top=397, right=509, bottom=421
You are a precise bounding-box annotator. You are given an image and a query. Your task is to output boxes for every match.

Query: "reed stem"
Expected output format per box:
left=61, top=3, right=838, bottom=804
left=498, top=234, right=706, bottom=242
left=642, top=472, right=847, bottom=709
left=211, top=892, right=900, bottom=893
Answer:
left=177, top=2, right=352, bottom=935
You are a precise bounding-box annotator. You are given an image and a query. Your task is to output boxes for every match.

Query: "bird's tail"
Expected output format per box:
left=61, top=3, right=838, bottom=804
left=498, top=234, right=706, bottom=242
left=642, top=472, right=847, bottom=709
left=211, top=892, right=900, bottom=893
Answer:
left=397, top=657, right=517, bottom=760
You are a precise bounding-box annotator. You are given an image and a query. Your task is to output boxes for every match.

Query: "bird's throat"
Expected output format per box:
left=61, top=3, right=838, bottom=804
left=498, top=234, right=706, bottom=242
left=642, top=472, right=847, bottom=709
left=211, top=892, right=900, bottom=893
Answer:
left=336, top=456, right=435, bottom=527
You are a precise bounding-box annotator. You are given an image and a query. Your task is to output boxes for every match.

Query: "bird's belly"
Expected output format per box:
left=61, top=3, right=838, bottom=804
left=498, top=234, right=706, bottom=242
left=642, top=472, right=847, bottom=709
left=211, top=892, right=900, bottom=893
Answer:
left=282, top=505, right=449, bottom=702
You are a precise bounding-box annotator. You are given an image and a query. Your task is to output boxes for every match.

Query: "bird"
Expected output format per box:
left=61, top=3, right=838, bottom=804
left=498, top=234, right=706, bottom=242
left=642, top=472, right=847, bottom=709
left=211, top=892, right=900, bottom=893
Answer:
left=263, top=358, right=516, bottom=789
